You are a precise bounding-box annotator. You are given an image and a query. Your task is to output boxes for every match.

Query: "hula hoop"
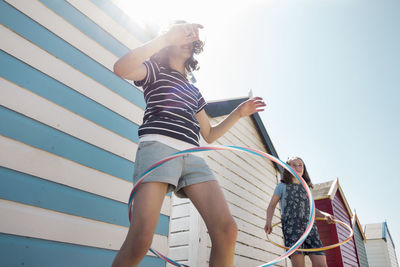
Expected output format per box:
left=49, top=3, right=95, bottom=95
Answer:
left=128, top=145, right=316, bottom=267
left=266, top=217, right=354, bottom=252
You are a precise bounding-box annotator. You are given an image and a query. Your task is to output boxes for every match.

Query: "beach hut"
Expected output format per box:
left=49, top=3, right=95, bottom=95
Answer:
left=168, top=97, right=289, bottom=266
left=365, top=222, right=399, bottom=267
left=0, top=1, right=289, bottom=266
left=311, top=178, right=360, bottom=267
left=0, top=1, right=169, bottom=266
left=352, top=213, right=370, bottom=267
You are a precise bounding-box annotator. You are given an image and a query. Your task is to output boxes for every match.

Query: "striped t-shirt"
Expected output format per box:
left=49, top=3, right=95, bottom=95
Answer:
left=134, top=59, right=207, bottom=147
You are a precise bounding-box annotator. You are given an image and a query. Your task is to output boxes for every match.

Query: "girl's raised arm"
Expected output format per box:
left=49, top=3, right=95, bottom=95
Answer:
left=196, top=97, right=266, bottom=143
left=113, top=23, right=203, bottom=81
left=113, top=35, right=168, bottom=81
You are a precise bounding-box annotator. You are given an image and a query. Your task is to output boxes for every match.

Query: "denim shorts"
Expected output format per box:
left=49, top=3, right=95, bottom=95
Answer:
left=133, top=141, right=217, bottom=198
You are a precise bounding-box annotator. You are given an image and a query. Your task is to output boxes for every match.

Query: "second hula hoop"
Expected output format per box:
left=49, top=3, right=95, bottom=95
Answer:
left=266, top=217, right=354, bottom=252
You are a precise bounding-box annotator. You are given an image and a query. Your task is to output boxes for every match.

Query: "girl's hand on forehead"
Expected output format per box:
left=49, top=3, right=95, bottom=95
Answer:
left=164, top=23, right=204, bottom=46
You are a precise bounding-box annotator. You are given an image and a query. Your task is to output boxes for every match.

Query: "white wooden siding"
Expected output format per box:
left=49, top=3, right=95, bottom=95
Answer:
left=365, top=223, right=383, bottom=240
left=65, top=0, right=142, bottom=50
left=169, top=115, right=288, bottom=266
left=387, top=231, right=399, bottom=267
left=0, top=199, right=167, bottom=256
left=366, top=239, right=390, bottom=267
left=0, top=24, right=144, bottom=125
left=0, top=135, right=170, bottom=215
left=0, top=77, right=137, bottom=162
left=365, top=223, right=399, bottom=267
left=0, top=1, right=169, bottom=264
left=5, top=0, right=117, bottom=70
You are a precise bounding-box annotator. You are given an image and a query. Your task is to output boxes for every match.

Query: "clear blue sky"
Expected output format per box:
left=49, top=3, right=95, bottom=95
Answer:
left=123, top=0, right=400, bottom=260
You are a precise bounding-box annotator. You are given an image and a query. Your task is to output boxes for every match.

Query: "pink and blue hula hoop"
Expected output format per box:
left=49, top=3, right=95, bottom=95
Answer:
left=128, top=145, right=316, bottom=267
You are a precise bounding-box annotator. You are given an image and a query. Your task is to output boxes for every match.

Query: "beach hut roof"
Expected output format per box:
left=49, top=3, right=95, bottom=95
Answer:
left=312, top=178, right=353, bottom=218
left=365, top=222, right=396, bottom=248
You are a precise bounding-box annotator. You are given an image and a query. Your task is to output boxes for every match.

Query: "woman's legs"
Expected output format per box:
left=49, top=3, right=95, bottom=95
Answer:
left=309, top=254, right=328, bottom=267
left=111, top=182, right=168, bottom=267
left=183, top=180, right=238, bottom=267
left=290, top=254, right=306, bottom=267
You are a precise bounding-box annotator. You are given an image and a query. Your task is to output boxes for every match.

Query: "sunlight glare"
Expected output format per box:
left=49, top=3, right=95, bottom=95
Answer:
left=114, top=0, right=265, bottom=32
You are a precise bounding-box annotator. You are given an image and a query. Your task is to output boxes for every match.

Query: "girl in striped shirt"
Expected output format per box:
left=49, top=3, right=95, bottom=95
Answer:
left=112, top=21, right=266, bottom=267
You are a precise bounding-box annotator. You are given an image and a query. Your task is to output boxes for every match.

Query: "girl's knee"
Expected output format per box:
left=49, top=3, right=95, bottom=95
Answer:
left=125, top=229, right=154, bottom=253
left=213, top=219, right=238, bottom=244
left=135, top=233, right=153, bottom=251
left=227, top=219, right=238, bottom=238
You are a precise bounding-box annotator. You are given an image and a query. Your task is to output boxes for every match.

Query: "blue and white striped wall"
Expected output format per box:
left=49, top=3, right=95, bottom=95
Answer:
left=0, top=1, right=170, bottom=266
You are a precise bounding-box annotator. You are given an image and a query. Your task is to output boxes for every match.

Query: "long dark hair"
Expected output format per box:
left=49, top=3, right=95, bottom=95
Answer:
left=150, top=20, right=204, bottom=74
left=281, top=157, right=313, bottom=188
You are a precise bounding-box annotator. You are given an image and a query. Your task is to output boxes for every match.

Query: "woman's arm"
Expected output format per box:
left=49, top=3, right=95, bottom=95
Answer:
left=113, top=23, right=203, bottom=81
left=195, top=97, right=266, bottom=143
left=316, top=208, right=335, bottom=224
left=265, top=194, right=281, bottom=234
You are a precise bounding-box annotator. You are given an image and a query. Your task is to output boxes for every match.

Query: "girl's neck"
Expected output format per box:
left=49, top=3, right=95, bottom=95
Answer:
left=291, top=178, right=301, bottom=184
left=169, top=57, right=186, bottom=76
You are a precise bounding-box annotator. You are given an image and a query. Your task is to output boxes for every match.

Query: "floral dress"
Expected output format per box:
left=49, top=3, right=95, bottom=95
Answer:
left=281, top=183, right=325, bottom=255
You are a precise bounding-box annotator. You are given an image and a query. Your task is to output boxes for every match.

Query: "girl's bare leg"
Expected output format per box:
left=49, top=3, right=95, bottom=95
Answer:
left=183, top=181, right=238, bottom=267
left=309, top=254, right=328, bottom=267
left=291, top=254, right=306, bottom=267
left=111, top=182, right=168, bottom=267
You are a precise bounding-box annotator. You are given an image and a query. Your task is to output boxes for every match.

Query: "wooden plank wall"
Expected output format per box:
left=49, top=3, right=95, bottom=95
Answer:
left=314, top=198, right=342, bottom=267
left=354, top=225, right=370, bottom=267
left=332, top=192, right=359, bottom=267
left=365, top=239, right=390, bottom=267
left=386, top=231, right=399, bottom=267
left=169, top=115, right=289, bottom=266
left=0, top=1, right=170, bottom=266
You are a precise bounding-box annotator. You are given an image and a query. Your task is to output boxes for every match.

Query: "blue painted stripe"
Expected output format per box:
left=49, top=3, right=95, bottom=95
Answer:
left=38, top=0, right=127, bottom=57
left=0, top=1, right=145, bottom=109
left=0, top=106, right=133, bottom=181
left=0, top=233, right=166, bottom=267
left=0, top=166, right=170, bottom=236
left=90, top=0, right=151, bottom=43
left=0, top=50, right=139, bottom=143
